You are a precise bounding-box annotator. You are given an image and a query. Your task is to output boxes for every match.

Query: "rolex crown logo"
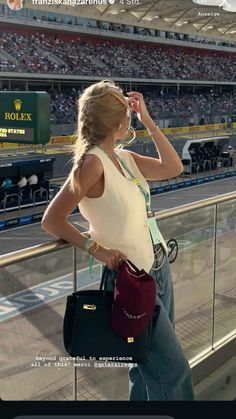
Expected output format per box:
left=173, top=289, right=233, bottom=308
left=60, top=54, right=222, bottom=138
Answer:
left=14, top=99, right=22, bottom=112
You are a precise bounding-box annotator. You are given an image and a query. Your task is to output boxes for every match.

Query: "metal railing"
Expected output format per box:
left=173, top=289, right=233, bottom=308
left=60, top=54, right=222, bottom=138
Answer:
left=3, top=193, right=21, bottom=218
left=1, top=191, right=235, bottom=267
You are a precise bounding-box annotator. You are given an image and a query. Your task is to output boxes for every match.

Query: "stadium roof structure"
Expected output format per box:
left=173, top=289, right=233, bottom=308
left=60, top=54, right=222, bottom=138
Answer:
left=18, top=0, right=236, bottom=42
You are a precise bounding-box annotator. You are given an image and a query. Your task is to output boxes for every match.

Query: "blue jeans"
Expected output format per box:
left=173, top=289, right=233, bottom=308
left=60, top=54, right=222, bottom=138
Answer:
left=103, top=256, right=195, bottom=401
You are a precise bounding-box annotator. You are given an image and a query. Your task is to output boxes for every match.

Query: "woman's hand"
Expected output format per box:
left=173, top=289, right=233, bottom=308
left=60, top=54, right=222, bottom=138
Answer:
left=94, top=245, right=127, bottom=271
left=127, top=91, right=152, bottom=127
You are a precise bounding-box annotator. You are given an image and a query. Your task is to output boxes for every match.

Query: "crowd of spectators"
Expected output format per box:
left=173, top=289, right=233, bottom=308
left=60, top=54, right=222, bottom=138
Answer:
left=47, top=87, right=236, bottom=125
left=1, top=31, right=236, bottom=81
left=12, top=10, right=236, bottom=49
left=0, top=32, right=63, bottom=73
left=138, top=88, right=236, bottom=123
left=49, top=87, right=81, bottom=124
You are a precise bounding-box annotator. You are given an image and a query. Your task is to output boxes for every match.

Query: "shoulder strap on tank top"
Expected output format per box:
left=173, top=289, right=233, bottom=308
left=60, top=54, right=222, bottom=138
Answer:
left=114, top=151, right=151, bottom=212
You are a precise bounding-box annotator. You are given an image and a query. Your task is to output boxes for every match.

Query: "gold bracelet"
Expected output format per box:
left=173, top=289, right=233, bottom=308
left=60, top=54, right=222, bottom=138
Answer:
left=88, top=241, right=100, bottom=255
left=90, top=244, right=100, bottom=256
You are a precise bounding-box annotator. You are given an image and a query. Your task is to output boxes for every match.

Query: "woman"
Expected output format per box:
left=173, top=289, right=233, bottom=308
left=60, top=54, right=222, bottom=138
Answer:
left=7, top=0, right=23, bottom=11
left=42, top=80, right=194, bottom=401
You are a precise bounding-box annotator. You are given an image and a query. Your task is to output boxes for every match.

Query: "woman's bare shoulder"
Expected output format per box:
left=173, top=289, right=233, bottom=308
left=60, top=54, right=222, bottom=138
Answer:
left=77, top=153, right=104, bottom=199
left=77, top=153, right=103, bottom=190
left=79, top=153, right=103, bottom=176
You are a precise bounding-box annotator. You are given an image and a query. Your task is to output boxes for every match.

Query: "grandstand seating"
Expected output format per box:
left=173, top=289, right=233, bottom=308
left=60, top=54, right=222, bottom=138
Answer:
left=1, top=28, right=236, bottom=125
left=48, top=87, right=236, bottom=125
left=2, top=9, right=236, bottom=49
left=0, top=30, right=236, bottom=81
left=1, top=83, right=234, bottom=126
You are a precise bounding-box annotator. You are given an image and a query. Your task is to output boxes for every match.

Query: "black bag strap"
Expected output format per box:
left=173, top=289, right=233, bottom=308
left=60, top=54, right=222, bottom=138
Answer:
left=126, top=259, right=140, bottom=273
left=99, top=265, right=110, bottom=291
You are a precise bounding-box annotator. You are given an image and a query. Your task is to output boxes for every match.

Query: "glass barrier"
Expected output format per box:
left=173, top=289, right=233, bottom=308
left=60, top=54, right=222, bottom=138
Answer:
left=0, top=247, right=75, bottom=401
left=214, top=200, right=236, bottom=345
left=0, top=195, right=235, bottom=400
left=157, top=206, right=215, bottom=360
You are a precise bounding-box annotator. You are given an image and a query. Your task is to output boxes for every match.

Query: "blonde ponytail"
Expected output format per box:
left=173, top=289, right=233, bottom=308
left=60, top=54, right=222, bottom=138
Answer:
left=69, top=80, right=131, bottom=194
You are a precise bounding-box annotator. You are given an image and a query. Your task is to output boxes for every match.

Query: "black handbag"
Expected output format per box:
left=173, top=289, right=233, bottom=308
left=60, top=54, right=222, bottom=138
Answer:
left=63, top=265, right=160, bottom=364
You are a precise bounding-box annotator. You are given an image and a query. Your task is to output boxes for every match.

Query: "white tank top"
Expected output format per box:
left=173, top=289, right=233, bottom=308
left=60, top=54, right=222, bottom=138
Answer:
left=79, top=146, right=155, bottom=272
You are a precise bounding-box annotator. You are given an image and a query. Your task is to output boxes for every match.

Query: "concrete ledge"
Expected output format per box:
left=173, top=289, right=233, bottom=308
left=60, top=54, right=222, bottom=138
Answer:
left=194, top=355, right=236, bottom=400
left=191, top=335, right=236, bottom=385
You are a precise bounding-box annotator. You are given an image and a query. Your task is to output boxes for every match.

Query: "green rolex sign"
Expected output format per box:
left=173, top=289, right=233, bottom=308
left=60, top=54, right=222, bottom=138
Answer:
left=0, top=91, right=50, bottom=144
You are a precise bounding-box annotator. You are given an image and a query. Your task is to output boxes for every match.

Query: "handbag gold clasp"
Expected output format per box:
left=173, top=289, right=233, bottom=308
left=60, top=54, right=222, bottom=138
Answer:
left=127, top=337, right=134, bottom=343
left=83, top=304, right=96, bottom=311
